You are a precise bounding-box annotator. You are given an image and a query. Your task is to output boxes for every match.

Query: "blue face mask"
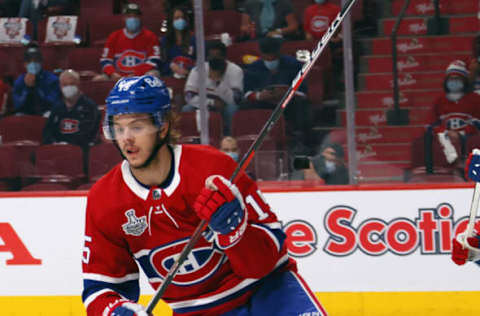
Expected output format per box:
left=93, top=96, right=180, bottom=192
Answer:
left=446, top=79, right=464, bottom=93
left=125, top=17, right=141, bottom=33
left=26, top=62, right=41, bottom=75
left=226, top=151, right=239, bottom=162
left=315, top=0, right=326, bottom=4
left=173, top=18, right=187, bottom=31
left=264, top=59, right=279, bottom=71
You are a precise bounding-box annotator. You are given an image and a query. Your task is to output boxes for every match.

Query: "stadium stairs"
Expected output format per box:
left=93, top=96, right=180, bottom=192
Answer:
left=330, top=0, right=478, bottom=183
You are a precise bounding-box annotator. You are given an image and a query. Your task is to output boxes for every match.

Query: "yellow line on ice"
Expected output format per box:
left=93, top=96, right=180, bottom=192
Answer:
left=1, top=292, right=480, bottom=315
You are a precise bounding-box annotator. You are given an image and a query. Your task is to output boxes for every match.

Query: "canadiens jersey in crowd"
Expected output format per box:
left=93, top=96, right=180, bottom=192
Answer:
left=100, top=28, right=161, bottom=77
left=82, top=145, right=294, bottom=315
left=432, top=92, right=480, bottom=134
left=42, top=95, right=100, bottom=147
left=303, top=2, right=340, bottom=39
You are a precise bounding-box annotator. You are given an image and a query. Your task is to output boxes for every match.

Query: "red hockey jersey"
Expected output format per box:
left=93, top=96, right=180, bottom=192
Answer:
left=432, top=92, right=480, bottom=134
left=82, top=144, right=293, bottom=316
left=100, top=28, right=161, bottom=76
left=303, top=3, right=340, bottom=39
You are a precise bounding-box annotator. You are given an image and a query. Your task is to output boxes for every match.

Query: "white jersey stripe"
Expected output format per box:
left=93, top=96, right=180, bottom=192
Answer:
left=168, top=254, right=288, bottom=310
left=84, top=289, right=116, bottom=309
left=83, top=272, right=139, bottom=284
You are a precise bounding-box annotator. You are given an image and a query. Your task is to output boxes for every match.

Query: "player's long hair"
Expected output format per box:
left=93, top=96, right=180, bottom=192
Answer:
left=164, top=111, right=180, bottom=145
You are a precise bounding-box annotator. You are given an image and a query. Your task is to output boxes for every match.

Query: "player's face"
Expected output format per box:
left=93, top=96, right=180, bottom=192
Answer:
left=113, top=114, right=160, bottom=167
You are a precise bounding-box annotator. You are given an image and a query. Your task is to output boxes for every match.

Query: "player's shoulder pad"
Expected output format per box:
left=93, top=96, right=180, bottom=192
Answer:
left=87, top=163, right=123, bottom=201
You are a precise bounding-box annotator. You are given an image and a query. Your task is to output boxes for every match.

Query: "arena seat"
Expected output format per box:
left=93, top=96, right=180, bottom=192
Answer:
left=162, top=77, right=187, bottom=110
left=0, top=115, right=47, bottom=144
left=33, top=144, right=86, bottom=185
left=226, top=41, right=261, bottom=66
left=79, top=80, right=115, bottom=105
left=232, top=109, right=286, bottom=150
left=86, top=15, right=124, bottom=46
left=80, top=0, right=113, bottom=18
left=204, top=10, right=242, bottom=39
left=178, top=111, right=223, bottom=147
left=21, top=182, right=73, bottom=191
left=65, top=46, right=102, bottom=78
left=88, top=142, right=122, bottom=182
left=38, top=16, right=87, bottom=46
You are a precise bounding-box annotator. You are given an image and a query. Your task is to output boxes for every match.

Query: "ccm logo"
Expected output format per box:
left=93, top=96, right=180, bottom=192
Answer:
left=0, top=223, right=41, bottom=265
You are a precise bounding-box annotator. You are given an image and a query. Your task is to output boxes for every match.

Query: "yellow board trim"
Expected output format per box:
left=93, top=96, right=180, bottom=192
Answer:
left=1, top=292, right=480, bottom=315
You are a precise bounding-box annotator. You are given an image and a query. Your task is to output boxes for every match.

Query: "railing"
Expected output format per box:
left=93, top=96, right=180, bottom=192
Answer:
left=387, top=0, right=410, bottom=125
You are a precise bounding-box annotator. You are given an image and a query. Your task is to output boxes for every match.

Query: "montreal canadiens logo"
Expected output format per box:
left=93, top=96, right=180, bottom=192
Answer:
left=441, top=113, right=472, bottom=131
left=150, top=238, right=225, bottom=286
left=116, top=50, right=146, bottom=73
left=311, top=16, right=329, bottom=33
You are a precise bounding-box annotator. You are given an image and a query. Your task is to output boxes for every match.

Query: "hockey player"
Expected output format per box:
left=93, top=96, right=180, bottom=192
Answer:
left=81, top=75, right=328, bottom=316
left=94, top=3, right=161, bottom=81
left=451, top=151, right=480, bottom=266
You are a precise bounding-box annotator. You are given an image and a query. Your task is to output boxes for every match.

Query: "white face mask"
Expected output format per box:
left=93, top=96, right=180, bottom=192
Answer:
left=446, top=92, right=463, bottom=102
left=62, top=85, right=78, bottom=99
left=325, top=160, right=336, bottom=173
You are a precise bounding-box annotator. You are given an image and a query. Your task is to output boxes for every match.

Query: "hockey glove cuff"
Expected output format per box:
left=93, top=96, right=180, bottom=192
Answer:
left=194, top=175, right=247, bottom=249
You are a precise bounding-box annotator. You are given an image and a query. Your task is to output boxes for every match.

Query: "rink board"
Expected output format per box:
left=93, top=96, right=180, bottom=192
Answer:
left=1, top=184, right=480, bottom=315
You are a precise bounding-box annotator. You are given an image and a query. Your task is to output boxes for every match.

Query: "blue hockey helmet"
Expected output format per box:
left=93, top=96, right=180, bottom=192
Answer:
left=103, top=75, right=171, bottom=140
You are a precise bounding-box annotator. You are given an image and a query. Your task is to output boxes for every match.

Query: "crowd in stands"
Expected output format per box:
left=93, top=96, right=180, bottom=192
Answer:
left=0, top=0, right=479, bottom=190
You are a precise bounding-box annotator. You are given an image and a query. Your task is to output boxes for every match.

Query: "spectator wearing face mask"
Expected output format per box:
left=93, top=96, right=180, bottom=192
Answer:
left=160, top=6, right=196, bottom=78
left=290, top=142, right=348, bottom=185
left=243, top=37, right=311, bottom=155
left=13, top=43, right=61, bottom=116
left=93, top=3, right=161, bottom=81
left=424, top=60, right=480, bottom=171
left=42, top=69, right=100, bottom=148
left=183, top=40, right=243, bottom=135
left=220, top=136, right=240, bottom=162
left=431, top=60, right=480, bottom=139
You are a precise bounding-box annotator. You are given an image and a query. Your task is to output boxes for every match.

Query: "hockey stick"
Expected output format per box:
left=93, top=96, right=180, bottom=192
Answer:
left=146, top=0, right=357, bottom=312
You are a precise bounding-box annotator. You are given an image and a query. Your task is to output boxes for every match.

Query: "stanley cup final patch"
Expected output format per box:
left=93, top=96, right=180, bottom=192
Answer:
left=122, top=209, right=147, bottom=236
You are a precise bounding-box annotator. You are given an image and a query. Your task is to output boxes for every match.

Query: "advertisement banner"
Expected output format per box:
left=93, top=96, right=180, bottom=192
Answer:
left=1, top=187, right=479, bottom=297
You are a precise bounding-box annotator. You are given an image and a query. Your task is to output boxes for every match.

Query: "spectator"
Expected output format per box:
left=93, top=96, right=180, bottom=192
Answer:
left=243, top=37, right=311, bottom=154
left=93, top=3, right=161, bottom=81
left=13, top=43, right=61, bottom=116
left=240, top=0, right=298, bottom=40
left=303, top=0, right=341, bottom=41
left=426, top=60, right=480, bottom=171
left=183, top=40, right=243, bottom=135
left=303, top=0, right=343, bottom=101
left=219, top=135, right=240, bottom=162
left=160, top=6, right=195, bottom=78
left=291, top=142, right=348, bottom=185
left=468, top=33, right=480, bottom=93
left=42, top=69, right=100, bottom=148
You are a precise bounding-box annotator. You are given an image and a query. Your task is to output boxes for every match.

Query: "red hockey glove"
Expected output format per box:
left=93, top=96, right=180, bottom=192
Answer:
left=451, top=232, right=480, bottom=265
left=194, top=175, right=248, bottom=249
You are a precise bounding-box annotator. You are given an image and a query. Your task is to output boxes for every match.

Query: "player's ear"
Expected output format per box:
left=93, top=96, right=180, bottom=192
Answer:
left=159, top=122, right=169, bottom=137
